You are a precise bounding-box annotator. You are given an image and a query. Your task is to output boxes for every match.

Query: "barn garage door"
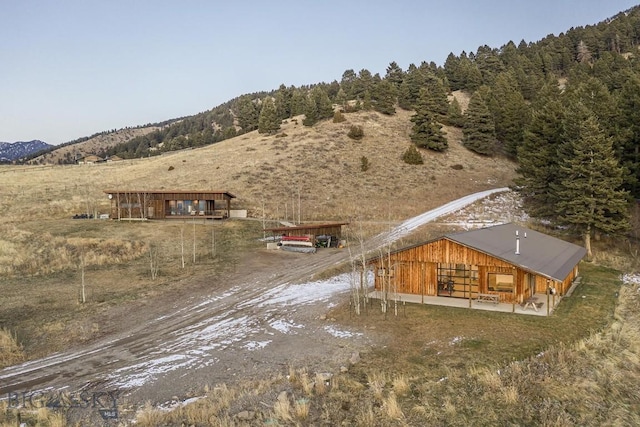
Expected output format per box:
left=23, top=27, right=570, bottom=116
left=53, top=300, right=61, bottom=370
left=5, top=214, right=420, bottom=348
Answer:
left=437, top=263, right=479, bottom=299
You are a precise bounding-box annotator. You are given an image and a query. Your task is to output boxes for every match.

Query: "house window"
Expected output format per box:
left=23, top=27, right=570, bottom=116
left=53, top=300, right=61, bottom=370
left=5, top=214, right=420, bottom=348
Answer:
left=488, top=273, right=514, bottom=293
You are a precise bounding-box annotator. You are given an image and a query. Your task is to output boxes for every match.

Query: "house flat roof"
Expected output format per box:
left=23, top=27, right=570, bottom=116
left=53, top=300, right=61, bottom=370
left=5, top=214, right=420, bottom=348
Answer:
left=104, top=190, right=236, bottom=198
left=263, top=222, right=349, bottom=232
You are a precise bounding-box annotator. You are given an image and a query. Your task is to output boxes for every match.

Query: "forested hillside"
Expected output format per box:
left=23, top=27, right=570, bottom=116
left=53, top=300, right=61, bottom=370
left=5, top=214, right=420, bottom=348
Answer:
left=30, top=5, right=640, bottom=253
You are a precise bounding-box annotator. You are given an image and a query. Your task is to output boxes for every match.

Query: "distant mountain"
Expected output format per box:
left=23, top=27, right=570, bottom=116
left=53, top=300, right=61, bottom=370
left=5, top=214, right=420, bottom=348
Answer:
left=0, top=140, right=53, bottom=162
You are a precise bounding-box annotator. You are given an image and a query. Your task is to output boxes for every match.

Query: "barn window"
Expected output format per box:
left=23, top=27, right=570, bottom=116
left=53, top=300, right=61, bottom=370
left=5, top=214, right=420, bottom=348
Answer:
left=488, top=273, right=514, bottom=292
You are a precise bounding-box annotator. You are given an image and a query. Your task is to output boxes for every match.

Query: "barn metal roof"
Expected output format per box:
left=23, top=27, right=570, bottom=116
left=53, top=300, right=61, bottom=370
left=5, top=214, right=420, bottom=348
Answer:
left=445, top=223, right=587, bottom=282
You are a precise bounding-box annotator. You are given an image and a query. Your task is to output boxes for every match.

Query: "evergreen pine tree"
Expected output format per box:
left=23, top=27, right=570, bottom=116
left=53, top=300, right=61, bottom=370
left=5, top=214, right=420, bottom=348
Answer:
left=555, top=110, right=629, bottom=258
left=397, top=80, right=412, bottom=110
left=615, top=75, right=640, bottom=196
left=424, top=76, right=450, bottom=120
left=372, top=79, right=396, bottom=115
left=385, top=61, right=404, bottom=89
left=446, top=97, right=464, bottom=127
left=302, top=96, right=318, bottom=127
left=312, top=86, right=334, bottom=120
left=462, top=92, right=496, bottom=155
left=487, top=70, right=530, bottom=156
left=274, top=84, right=292, bottom=121
left=236, top=96, right=259, bottom=132
left=335, top=88, right=347, bottom=110
left=514, top=85, right=565, bottom=220
left=258, top=97, right=280, bottom=134
left=410, top=88, right=447, bottom=151
left=444, top=53, right=463, bottom=91
left=290, top=89, right=307, bottom=117
left=362, top=90, right=373, bottom=111
left=402, top=144, right=424, bottom=164
left=397, top=64, right=424, bottom=109
left=351, top=69, right=373, bottom=101
left=340, top=69, right=357, bottom=99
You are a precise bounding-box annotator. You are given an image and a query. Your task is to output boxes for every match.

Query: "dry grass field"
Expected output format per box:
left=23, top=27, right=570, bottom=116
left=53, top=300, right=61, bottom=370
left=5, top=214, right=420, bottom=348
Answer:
left=0, top=108, right=515, bottom=362
left=4, top=108, right=638, bottom=425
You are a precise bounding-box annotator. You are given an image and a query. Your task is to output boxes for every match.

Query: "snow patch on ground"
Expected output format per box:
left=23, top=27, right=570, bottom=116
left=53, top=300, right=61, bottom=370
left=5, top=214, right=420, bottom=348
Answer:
left=324, top=325, right=363, bottom=338
left=107, top=354, right=195, bottom=389
left=253, top=273, right=353, bottom=308
left=449, top=336, right=464, bottom=346
left=622, top=273, right=640, bottom=287
left=440, top=190, right=528, bottom=229
left=243, top=340, right=271, bottom=351
left=270, top=319, right=304, bottom=334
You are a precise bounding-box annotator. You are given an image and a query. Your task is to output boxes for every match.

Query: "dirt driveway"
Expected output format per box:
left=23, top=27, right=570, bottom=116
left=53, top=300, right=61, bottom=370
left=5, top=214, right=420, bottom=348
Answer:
left=0, top=188, right=514, bottom=421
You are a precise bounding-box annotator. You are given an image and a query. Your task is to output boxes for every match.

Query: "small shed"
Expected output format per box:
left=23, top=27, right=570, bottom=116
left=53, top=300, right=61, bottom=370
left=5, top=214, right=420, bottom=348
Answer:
left=264, top=222, right=348, bottom=242
left=368, top=223, right=586, bottom=305
left=104, top=190, right=236, bottom=220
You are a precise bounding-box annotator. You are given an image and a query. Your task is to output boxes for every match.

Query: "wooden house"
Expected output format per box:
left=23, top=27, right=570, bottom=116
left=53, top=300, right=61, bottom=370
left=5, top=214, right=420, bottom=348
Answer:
left=368, top=223, right=586, bottom=305
left=104, top=190, right=235, bottom=220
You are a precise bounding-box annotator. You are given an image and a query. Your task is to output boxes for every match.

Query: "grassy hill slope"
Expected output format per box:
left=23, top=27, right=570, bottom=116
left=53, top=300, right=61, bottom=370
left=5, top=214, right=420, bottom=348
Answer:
left=28, top=126, right=163, bottom=165
left=2, top=109, right=516, bottom=223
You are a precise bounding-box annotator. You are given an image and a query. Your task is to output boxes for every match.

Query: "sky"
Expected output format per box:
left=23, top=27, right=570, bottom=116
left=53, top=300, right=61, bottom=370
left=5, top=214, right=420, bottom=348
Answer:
left=1, top=1, right=638, bottom=145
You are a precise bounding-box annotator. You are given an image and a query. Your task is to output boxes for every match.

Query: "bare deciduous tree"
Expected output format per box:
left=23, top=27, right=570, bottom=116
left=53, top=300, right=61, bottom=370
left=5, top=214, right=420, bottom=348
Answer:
left=149, top=242, right=159, bottom=280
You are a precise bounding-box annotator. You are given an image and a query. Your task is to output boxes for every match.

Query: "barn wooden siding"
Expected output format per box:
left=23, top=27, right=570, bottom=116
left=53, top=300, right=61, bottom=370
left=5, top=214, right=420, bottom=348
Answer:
left=370, top=238, right=568, bottom=303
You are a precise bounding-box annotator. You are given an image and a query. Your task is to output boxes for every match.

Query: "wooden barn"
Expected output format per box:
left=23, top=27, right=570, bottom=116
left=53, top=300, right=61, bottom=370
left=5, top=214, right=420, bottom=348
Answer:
left=104, top=190, right=235, bottom=220
left=368, top=223, right=586, bottom=308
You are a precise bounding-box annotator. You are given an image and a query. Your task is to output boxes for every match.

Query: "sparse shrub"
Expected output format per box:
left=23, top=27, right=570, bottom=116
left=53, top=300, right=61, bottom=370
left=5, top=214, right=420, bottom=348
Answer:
left=355, top=403, right=376, bottom=426
left=294, top=398, right=310, bottom=420
left=451, top=164, right=464, bottom=170
left=333, top=111, right=347, bottom=123
left=273, top=392, right=293, bottom=421
left=360, top=156, right=369, bottom=172
left=276, top=132, right=288, bottom=138
left=300, top=371, right=314, bottom=396
left=501, top=385, right=519, bottom=405
left=392, top=374, right=410, bottom=396
left=367, top=371, right=387, bottom=401
left=383, top=392, right=404, bottom=420
left=168, top=165, right=174, bottom=171
left=347, top=125, right=364, bottom=140
left=0, top=327, right=24, bottom=368
left=135, top=401, right=164, bottom=427
left=315, top=372, right=328, bottom=395
left=402, top=145, right=424, bottom=165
